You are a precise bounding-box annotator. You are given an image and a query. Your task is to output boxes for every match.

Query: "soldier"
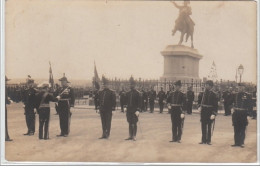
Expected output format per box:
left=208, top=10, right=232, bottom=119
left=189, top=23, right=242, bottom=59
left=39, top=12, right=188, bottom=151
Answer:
left=119, top=87, right=127, bottom=113
left=167, top=80, right=186, bottom=143
left=251, top=86, right=257, bottom=120
left=186, top=86, right=195, bottom=114
left=22, top=76, right=37, bottom=136
left=36, top=82, right=58, bottom=140
left=198, top=80, right=218, bottom=145
left=157, top=87, right=166, bottom=113
left=5, top=76, right=13, bottom=141
left=148, top=87, right=156, bottom=113
left=56, top=74, right=75, bottom=137
left=142, top=88, right=148, bottom=112
left=222, top=87, right=233, bottom=116
left=230, top=83, right=252, bottom=148
left=97, top=76, right=116, bottom=139
left=124, top=76, right=141, bottom=141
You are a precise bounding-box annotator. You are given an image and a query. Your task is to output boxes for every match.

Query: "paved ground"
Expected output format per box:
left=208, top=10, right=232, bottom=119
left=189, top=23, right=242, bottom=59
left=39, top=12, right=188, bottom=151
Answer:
left=4, top=103, right=257, bottom=163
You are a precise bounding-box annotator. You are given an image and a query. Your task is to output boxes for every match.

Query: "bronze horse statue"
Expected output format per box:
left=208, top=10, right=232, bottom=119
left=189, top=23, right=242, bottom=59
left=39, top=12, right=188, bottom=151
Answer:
left=171, top=1, right=195, bottom=48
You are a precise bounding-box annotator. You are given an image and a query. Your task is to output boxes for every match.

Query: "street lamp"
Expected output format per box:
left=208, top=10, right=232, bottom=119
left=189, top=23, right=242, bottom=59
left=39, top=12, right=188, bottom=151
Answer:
left=238, top=64, right=244, bottom=83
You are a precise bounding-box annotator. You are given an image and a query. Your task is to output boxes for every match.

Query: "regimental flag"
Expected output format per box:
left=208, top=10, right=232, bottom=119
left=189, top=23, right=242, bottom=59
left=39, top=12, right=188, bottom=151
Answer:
left=93, top=61, right=100, bottom=90
left=49, top=61, right=55, bottom=90
left=207, top=61, right=218, bottom=82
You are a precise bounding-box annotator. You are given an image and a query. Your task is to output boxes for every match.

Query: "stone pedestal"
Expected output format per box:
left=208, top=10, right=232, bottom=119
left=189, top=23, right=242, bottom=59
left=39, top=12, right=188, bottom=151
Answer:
left=160, top=45, right=203, bottom=82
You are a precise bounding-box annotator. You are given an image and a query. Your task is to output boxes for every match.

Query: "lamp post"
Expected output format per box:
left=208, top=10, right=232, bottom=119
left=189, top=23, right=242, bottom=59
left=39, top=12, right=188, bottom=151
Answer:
left=238, top=64, right=244, bottom=83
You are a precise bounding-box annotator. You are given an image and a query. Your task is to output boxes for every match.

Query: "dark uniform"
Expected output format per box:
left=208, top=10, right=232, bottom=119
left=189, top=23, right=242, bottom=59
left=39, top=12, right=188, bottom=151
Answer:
left=252, top=90, right=257, bottom=119
left=198, top=82, right=218, bottom=144
left=148, top=89, right=156, bottom=113
left=167, top=83, right=186, bottom=142
left=5, top=76, right=12, bottom=141
left=36, top=89, right=58, bottom=139
left=97, top=87, right=116, bottom=139
left=125, top=87, right=141, bottom=140
left=231, top=88, right=252, bottom=147
left=157, top=90, right=166, bottom=113
left=186, top=89, right=194, bottom=114
left=119, top=89, right=127, bottom=112
left=222, top=90, right=233, bottom=116
left=22, top=82, right=37, bottom=135
left=142, top=89, right=148, bottom=112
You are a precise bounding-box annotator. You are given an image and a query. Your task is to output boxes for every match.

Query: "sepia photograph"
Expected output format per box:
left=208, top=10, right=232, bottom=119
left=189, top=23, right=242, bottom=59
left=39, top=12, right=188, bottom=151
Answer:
left=1, top=0, right=258, bottom=165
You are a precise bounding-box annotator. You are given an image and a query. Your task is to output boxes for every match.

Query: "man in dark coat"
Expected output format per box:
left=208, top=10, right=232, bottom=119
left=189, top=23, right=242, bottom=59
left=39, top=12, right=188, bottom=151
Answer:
left=22, top=76, right=37, bottom=136
left=124, top=76, right=141, bottom=141
left=230, top=83, right=252, bottom=148
left=5, top=76, right=13, bottom=141
left=56, top=74, right=75, bottom=137
left=142, top=88, right=148, bottom=112
left=119, top=87, right=127, bottom=113
left=222, top=87, right=233, bottom=116
left=97, top=75, right=116, bottom=139
left=167, top=80, right=186, bottom=143
left=197, top=80, right=218, bottom=145
left=157, top=87, right=166, bottom=113
left=148, top=87, right=156, bottom=113
left=186, top=86, right=194, bottom=114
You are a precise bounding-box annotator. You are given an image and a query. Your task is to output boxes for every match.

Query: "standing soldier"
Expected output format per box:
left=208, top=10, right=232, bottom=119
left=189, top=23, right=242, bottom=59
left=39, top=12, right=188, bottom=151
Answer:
left=142, top=88, right=148, bottom=112
left=22, top=76, right=37, bottom=136
left=167, top=80, right=186, bottom=143
left=222, top=87, right=233, bottom=116
left=119, top=87, right=127, bottom=113
left=124, top=76, right=141, bottom=141
left=148, top=87, right=156, bottom=113
left=97, top=76, right=116, bottom=139
left=186, top=86, right=195, bottom=114
left=56, top=74, right=75, bottom=137
left=230, top=83, right=252, bottom=148
left=36, top=82, right=58, bottom=140
left=198, top=80, right=218, bottom=145
left=157, top=87, right=166, bottom=113
left=5, top=76, right=13, bottom=141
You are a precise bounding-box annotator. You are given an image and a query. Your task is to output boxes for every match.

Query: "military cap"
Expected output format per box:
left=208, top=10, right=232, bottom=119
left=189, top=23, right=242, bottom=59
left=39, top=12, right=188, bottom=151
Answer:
left=206, top=80, right=214, bottom=86
left=59, top=73, right=70, bottom=83
left=5, top=76, right=10, bottom=81
left=174, top=80, right=182, bottom=86
left=129, top=76, right=136, bottom=85
left=38, top=81, right=50, bottom=88
left=101, top=75, right=109, bottom=85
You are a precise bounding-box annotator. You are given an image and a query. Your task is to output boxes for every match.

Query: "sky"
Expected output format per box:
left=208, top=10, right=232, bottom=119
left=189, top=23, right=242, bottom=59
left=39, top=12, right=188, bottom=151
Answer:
left=5, top=0, right=257, bottom=83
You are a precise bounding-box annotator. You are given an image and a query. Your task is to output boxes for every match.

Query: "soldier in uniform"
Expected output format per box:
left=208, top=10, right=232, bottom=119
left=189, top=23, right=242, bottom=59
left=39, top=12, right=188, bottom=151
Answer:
left=148, top=87, right=156, bottom=113
left=22, top=76, right=37, bottom=136
left=230, top=83, right=252, bottom=148
left=157, top=87, right=166, bottom=113
left=56, top=74, right=75, bottom=137
left=119, top=87, right=127, bottom=113
left=5, top=76, right=13, bottom=141
left=198, top=80, right=218, bottom=145
left=142, top=88, right=148, bottom=112
left=222, top=87, right=233, bottom=116
left=186, top=86, right=194, bottom=114
left=36, top=82, right=58, bottom=140
left=167, top=80, right=186, bottom=143
left=251, top=86, right=257, bottom=120
left=124, top=76, right=141, bottom=141
left=97, top=76, right=116, bottom=139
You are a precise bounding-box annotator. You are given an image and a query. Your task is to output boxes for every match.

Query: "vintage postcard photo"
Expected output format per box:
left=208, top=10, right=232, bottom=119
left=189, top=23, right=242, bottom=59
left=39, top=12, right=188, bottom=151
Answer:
left=1, top=0, right=258, bottom=164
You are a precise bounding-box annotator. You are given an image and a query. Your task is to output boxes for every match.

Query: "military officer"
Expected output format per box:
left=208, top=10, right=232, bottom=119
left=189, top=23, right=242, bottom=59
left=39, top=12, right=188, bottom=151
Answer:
left=5, top=76, right=13, bottom=141
left=198, top=80, right=218, bottom=145
left=56, top=74, right=75, bottom=137
left=157, top=87, right=166, bottom=113
left=119, top=87, right=127, bottom=113
left=167, top=80, right=186, bottom=143
left=186, top=86, right=195, bottom=114
left=36, top=82, right=58, bottom=140
left=222, top=87, right=233, bottom=116
left=22, top=76, right=37, bottom=136
left=96, top=76, right=116, bottom=139
left=124, top=76, right=141, bottom=141
left=148, top=87, right=156, bottom=113
left=230, top=83, right=252, bottom=148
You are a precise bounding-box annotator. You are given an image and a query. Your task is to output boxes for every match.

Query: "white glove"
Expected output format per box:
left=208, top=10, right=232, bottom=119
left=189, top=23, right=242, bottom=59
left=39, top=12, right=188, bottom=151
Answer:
left=10, top=100, right=14, bottom=104
left=180, top=113, right=185, bottom=119
left=247, top=116, right=250, bottom=120
left=56, top=96, right=61, bottom=100
left=198, top=107, right=201, bottom=113
left=97, top=110, right=100, bottom=114
left=167, top=104, right=171, bottom=109
left=210, top=114, right=215, bottom=120
left=135, top=111, right=140, bottom=116
left=124, top=107, right=127, bottom=112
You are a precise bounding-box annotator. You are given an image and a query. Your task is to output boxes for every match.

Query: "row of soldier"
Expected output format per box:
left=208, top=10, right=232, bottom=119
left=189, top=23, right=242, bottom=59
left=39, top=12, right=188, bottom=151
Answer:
left=5, top=75, right=256, bottom=148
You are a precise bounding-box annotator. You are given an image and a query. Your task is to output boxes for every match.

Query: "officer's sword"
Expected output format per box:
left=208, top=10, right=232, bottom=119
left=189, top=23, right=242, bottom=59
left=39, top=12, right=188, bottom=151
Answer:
left=211, top=119, right=216, bottom=136
left=137, top=115, right=144, bottom=139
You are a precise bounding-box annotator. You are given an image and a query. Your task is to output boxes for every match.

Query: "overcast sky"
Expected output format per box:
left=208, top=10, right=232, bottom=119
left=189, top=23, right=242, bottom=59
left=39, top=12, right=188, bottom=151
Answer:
left=5, top=0, right=257, bottom=83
